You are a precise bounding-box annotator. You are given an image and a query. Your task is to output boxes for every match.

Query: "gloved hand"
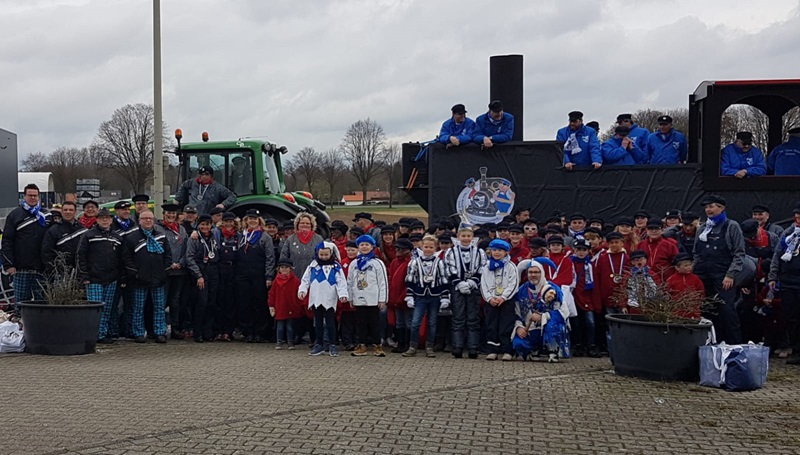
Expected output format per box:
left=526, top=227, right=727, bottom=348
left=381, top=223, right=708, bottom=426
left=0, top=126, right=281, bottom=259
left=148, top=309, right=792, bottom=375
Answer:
left=269, top=307, right=276, bottom=317
left=440, top=298, right=450, bottom=310
left=298, top=291, right=307, bottom=300
left=456, top=281, right=471, bottom=294
left=405, top=296, right=415, bottom=308
left=468, top=280, right=478, bottom=290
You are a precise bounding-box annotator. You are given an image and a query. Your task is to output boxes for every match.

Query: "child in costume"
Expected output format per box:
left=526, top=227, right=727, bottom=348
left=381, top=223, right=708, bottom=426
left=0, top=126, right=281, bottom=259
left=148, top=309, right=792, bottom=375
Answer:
left=298, top=242, right=348, bottom=357
left=403, top=235, right=450, bottom=358
left=480, top=239, right=519, bottom=361
left=347, top=235, right=389, bottom=357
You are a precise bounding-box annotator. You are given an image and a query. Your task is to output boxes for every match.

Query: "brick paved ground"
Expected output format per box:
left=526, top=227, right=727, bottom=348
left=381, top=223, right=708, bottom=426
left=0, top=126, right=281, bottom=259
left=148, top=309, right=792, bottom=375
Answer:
left=3, top=340, right=800, bottom=454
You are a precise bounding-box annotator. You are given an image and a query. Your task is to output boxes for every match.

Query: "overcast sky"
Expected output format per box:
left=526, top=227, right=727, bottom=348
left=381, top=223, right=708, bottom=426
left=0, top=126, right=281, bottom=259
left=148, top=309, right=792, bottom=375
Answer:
left=3, top=0, right=800, bottom=164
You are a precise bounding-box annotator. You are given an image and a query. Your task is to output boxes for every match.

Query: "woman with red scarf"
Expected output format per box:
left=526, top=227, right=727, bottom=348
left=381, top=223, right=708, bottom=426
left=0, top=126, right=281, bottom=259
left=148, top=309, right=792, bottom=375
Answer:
left=235, top=209, right=276, bottom=343
left=214, top=212, right=241, bottom=341
left=159, top=204, right=189, bottom=340
left=280, top=213, right=323, bottom=345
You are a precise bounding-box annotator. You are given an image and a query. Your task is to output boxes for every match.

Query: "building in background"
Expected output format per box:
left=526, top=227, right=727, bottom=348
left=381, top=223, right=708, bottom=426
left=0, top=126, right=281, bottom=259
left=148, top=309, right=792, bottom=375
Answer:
left=1, top=128, right=19, bottom=213
left=76, top=179, right=100, bottom=204
left=17, top=172, right=56, bottom=207
left=340, top=191, right=391, bottom=206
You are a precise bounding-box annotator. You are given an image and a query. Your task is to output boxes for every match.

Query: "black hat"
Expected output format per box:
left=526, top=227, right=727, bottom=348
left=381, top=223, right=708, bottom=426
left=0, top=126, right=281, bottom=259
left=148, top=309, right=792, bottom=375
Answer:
left=409, top=234, right=423, bottom=242
left=681, top=211, right=699, bottom=223
left=331, top=223, right=348, bottom=235
left=699, top=194, right=726, bottom=207
left=375, top=220, right=387, bottom=228
left=473, top=228, right=489, bottom=238
left=197, top=214, right=213, bottom=224
left=586, top=121, right=600, bottom=132
left=568, top=111, right=584, bottom=121
left=657, top=115, right=673, bottom=124
left=789, top=127, right=800, bottom=135
left=183, top=205, right=198, bottom=213
left=210, top=206, right=225, bottom=215
left=232, top=155, right=246, bottom=164
left=646, top=219, right=663, bottom=229
left=616, top=113, right=633, bottom=122
left=496, top=223, right=510, bottom=231
left=437, top=234, right=453, bottom=243
left=83, top=200, right=99, bottom=209
left=350, top=226, right=365, bottom=236
left=114, top=201, right=132, bottom=210
left=573, top=239, right=590, bottom=250
left=264, top=217, right=279, bottom=226
left=222, top=212, right=236, bottom=221
left=615, top=217, right=634, bottom=227
left=606, top=232, right=624, bottom=241
left=740, top=219, right=760, bottom=238
left=488, top=100, right=504, bottom=112
left=665, top=210, right=681, bottom=219
left=381, top=225, right=397, bottom=234
left=529, top=238, right=548, bottom=249
left=584, top=227, right=602, bottom=236
left=244, top=209, right=261, bottom=218
left=395, top=239, right=413, bottom=250
left=282, top=221, right=295, bottom=230
left=547, top=235, right=565, bottom=245
left=751, top=204, right=770, bottom=213
left=345, top=240, right=357, bottom=248
left=672, top=252, right=693, bottom=265
left=398, top=218, right=411, bottom=227
left=569, top=213, right=587, bottom=222
left=451, top=104, right=467, bottom=114
left=161, top=203, right=179, bottom=212
left=508, top=224, right=524, bottom=233
left=634, top=210, right=649, bottom=219
left=544, top=216, right=561, bottom=226
left=132, top=194, right=149, bottom=203
left=276, top=258, right=294, bottom=268
left=198, top=165, right=214, bottom=175
left=614, top=125, right=630, bottom=135
left=793, top=205, right=800, bottom=214
left=736, top=131, right=754, bottom=145
left=483, top=222, right=497, bottom=232
left=629, top=249, right=648, bottom=260
left=50, top=209, right=61, bottom=217
left=588, top=217, right=604, bottom=226
left=523, top=218, right=539, bottom=226
left=96, top=208, right=112, bottom=218
left=352, top=212, right=372, bottom=222
left=409, top=220, right=425, bottom=230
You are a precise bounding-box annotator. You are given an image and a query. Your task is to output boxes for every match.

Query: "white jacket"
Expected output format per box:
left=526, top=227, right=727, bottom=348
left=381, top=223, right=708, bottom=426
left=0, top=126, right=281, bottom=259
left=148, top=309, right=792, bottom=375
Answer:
left=347, top=257, right=388, bottom=306
left=298, top=260, right=349, bottom=310
left=480, top=258, right=519, bottom=303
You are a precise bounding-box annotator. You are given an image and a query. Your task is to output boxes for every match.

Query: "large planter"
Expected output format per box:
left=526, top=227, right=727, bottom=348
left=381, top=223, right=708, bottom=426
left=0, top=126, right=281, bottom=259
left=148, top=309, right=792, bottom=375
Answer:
left=606, top=314, right=712, bottom=382
left=19, top=301, right=104, bottom=355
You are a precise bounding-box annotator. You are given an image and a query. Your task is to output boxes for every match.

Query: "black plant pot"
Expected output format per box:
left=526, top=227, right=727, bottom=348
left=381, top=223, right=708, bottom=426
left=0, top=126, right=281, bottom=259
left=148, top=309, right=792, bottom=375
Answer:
left=606, top=314, right=712, bottom=382
left=19, top=301, right=104, bottom=355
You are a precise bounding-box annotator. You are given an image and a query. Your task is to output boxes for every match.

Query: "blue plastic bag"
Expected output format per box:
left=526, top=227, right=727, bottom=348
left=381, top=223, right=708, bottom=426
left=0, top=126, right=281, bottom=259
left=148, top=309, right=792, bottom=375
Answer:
left=724, top=350, right=758, bottom=392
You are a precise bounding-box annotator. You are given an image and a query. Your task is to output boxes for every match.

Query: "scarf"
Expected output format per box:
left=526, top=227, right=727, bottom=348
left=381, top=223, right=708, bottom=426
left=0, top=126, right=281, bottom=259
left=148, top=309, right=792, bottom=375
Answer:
left=631, top=265, right=650, bottom=275
left=748, top=228, right=770, bottom=249
left=310, top=259, right=340, bottom=285
left=79, top=215, right=97, bottom=229
left=221, top=227, right=237, bottom=239
left=570, top=255, right=594, bottom=290
left=244, top=228, right=263, bottom=253
left=274, top=272, right=293, bottom=286
left=22, top=201, right=47, bottom=227
left=162, top=220, right=180, bottom=235
left=297, top=229, right=314, bottom=245
left=569, top=229, right=585, bottom=239
left=487, top=113, right=502, bottom=125
left=357, top=251, right=375, bottom=271
left=115, top=216, right=133, bottom=231
left=781, top=225, right=800, bottom=262
left=142, top=228, right=164, bottom=254
left=488, top=255, right=507, bottom=271
left=698, top=212, right=727, bottom=242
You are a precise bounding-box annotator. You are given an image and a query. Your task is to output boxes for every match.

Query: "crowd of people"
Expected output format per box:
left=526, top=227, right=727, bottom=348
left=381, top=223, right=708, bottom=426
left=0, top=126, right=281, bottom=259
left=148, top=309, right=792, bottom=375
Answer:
left=438, top=102, right=800, bottom=175
left=3, top=180, right=800, bottom=365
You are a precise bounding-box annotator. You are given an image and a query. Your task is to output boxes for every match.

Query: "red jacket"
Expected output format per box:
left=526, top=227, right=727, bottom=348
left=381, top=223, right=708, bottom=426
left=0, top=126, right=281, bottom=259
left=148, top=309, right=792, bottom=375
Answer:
left=595, top=250, right=629, bottom=309
left=544, top=251, right=573, bottom=287
left=636, top=236, right=679, bottom=284
left=388, top=255, right=411, bottom=309
left=666, top=271, right=705, bottom=319
left=571, top=260, right=600, bottom=312
left=380, top=242, right=397, bottom=266
left=268, top=273, right=302, bottom=320
left=509, top=243, right=530, bottom=265
left=332, top=236, right=348, bottom=262
left=339, top=257, right=356, bottom=312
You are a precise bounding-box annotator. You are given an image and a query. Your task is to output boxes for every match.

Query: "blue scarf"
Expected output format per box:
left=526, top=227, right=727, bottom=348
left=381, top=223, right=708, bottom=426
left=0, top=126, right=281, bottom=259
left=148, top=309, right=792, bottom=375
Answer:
left=115, top=216, right=133, bottom=231
left=357, top=251, right=375, bottom=271
left=699, top=212, right=727, bottom=242
left=310, top=260, right=341, bottom=285
left=488, top=256, right=506, bottom=271
left=631, top=265, right=650, bottom=275
left=22, top=201, right=47, bottom=227
left=142, top=228, right=164, bottom=254
left=488, top=113, right=502, bottom=125
left=247, top=229, right=262, bottom=245
left=570, top=255, right=594, bottom=290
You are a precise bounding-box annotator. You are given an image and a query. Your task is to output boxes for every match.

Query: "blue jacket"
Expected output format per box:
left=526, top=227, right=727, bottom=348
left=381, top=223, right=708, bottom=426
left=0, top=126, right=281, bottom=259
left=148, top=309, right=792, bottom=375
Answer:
left=647, top=128, right=688, bottom=164
left=627, top=124, right=650, bottom=151
left=473, top=112, right=514, bottom=144
left=438, top=117, right=476, bottom=145
left=556, top=125, right=601, bottom=166
left=601, top=137, right=647, bottom=165
left=721, top=143, right=766, bottom=176
left=768, top=136, right=800, bottom=175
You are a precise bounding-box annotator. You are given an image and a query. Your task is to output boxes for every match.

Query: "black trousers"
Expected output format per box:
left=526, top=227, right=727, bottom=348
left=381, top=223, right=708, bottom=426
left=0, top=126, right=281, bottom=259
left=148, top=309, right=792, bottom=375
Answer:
left=354, top=306, right=380, bottom=346
left=193, top=264, right=219, bottom=340
left=782, top=288, right=800, bottom=351
left=484, top=300, right=516, bottom=354
left=314, top=307, right=338, bottom=346
left=700, top=275, right=743, bottom=344
left=214, top=263, right=237, bottom=336
left=166, top=274, right=185, bottom=332
left=339, top=311, right=356, bottom=346
left=236, top=274, right=269, bottom=338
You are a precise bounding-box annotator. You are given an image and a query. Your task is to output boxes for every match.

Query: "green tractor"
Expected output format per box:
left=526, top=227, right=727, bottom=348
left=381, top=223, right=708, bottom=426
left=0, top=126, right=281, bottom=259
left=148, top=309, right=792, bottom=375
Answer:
left=171, top=130, right=331, bottom=236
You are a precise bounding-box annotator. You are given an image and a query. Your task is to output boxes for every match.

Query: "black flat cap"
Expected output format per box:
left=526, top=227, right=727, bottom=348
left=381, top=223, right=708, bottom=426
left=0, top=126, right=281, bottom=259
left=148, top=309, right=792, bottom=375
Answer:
left=222, top=212, right=236, bottom=221
left=488, top=100, right=503, bottom=112
left=646, top=220, right=663, bottom=229
left=114, top=201, right=132, bottom=210
left=451, top=104, right=467, bottom=114
left=606, top=232, right=624, bottom=241
left=616, top=113, right=633, bottom=122
left=672, top=252, right=693, bottom=265
left=395, top=239, right=413, bottom=250
left=568, top=111, right=584, bottom=121
left=699, top=195, right=726, bottom=207
left=751, top=204, right=770, bottom=213
left=161, top=203, right=179, bottom=212
left=657, top=115, right=672, bottom=124
left=132, top=194, right=150, bottom=203
left=547, top=235, right=565, bottom=245
left=629, top=249, right=648, bottom=260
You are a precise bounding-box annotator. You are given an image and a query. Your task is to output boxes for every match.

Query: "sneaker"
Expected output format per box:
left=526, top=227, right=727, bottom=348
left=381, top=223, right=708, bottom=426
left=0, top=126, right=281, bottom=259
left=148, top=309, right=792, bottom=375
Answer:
left=588, top=345, right=601, bottom=358
left=309, top=344, right=325, bottom=356
left=548, top=353, right=559, bottom=363
left=351, top=344, right=369, bottom=356
left=155, top=335, right=167, bottom=344
left=170, top=331, right=184, bottom=340
left=486, top=353, right=498, bottom=361
left=402, top=347, right=417, bottom=357
left=97, top=337, right=115, bottom=345
left=287, top=343, right=295, bottom=350
left=468, top=350, right=478, bottom=359
left=779, top=348, right=793, bottom=359
left=452, top=348, right=463, bottom=359
left=425, top=348, right=436, bottom=358
left=385, top=337, right=398, bottom=348
left=329, top=345, right=339, bottom=357
left=391, top=344, right=406, bottom=354
left=501, top=353, right=513, bottom=361
left=134, top=336, right=147, bottom=344
left=275, top=343, right=284, bottom=350
left=373, top=345, right=386, bottom=357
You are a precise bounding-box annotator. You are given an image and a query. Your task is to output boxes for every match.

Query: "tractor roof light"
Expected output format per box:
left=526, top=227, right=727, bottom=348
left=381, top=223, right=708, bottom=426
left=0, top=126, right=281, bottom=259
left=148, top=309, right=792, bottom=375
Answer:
left=175, top=129, right=183, bottom=140
left=282, top=193, right=296, bottom=203
left=202, top=132, right=209, bottom=142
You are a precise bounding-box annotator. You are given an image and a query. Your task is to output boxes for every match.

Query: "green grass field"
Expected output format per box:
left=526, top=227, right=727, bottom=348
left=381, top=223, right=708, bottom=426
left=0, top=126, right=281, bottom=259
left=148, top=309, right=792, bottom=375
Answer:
left=326, top=204, right=427, bottom=224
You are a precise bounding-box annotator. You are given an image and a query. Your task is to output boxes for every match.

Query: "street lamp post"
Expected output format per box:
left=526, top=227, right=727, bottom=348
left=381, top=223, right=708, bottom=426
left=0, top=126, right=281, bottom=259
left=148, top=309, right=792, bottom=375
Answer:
left=152, top=0, right=164, bottom=218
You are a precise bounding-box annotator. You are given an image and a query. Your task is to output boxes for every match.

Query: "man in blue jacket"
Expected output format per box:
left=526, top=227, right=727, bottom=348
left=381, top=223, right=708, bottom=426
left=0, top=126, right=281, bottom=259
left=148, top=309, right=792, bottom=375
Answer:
left=721, top=131, right=766, bottom=178
left=647, top=115, right=688, bottom=164
left=473, top=100, right=514, bottom=149
left=768, top=127, right=800, bottom=175
left=601, top=125, right=647, bottom=165
left=616, top=113, right=650, bottom=151
left=438, top=104, right=475, bottom=148
left=556, top=111, right=602, bottom=170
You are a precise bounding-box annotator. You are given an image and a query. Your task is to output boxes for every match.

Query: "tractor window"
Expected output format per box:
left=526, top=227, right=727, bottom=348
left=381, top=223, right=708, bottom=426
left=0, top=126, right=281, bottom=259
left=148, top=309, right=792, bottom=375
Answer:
left=188, top=153, right=226, bottom=183
left=228, top=152, right=255, bottom=196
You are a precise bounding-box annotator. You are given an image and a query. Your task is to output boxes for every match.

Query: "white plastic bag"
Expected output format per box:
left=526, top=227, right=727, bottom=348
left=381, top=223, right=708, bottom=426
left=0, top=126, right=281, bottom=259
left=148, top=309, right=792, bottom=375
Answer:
left=0, top=320, right=25, bottom=353
left=561, top=285, right=578, bottom=318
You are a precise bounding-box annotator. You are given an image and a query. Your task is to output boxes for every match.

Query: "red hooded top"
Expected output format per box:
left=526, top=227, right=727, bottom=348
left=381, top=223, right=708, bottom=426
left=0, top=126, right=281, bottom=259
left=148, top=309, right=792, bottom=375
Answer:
left=571, top=260, right=600, bottom=313
left=636, top=236, right=679, bottom=284
left=594, top=250, right=629, bottom=309
left=268, top=272, right=302, bottom=320
left=339, top=256, right=356, bottom=313
left=509, top=242, right=531, bottom=265
left=666, top=271, right=705, bottom=319
left=544, top=251, right=573, bottom=287
left=388, top=254, right=412, bottom=309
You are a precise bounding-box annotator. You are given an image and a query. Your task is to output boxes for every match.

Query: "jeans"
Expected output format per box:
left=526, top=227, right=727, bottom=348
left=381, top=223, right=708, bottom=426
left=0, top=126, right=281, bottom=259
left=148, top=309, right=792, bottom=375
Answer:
left=409, top=296, right=441, bottom=348
left=484, top=299, right=516, bottom=354
left=394, top=307, right=413, bottom=330
left=276, top=319, right=295, bottom=344
left=314, top=307, right=337, bottom=346
left=451, top=290, right=481, bottom=350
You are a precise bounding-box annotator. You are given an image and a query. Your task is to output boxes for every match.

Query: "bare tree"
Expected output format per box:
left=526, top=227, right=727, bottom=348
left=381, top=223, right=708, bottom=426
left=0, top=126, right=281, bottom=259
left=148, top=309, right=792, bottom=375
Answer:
left=92, top=103, right=171, bottom=194
left=20, top=152, right=50, bottom=172
left=47, top=147, right=91, bottom=197
left=291, top=146, right=322, bottom=192
left=341, top=118, right=386, bottom=205
left=381, top=142, right=401, bottom=208
left=600, top=108, right=689, bottom=141
left=319, top=148, right=347, bottom=206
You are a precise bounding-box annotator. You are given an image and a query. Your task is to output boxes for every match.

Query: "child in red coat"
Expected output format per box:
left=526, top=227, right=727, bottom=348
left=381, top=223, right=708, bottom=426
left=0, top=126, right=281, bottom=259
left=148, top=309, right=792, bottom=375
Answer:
left=666, top=253, right=705, bottom=320
left=388, top=239, right=414, bottom=353
left=569, top=239, right=600, bottom=357
left=544, top=236, right=573, bottom=287
left=338, top=241, right=358, bottom=350
left=269, top=259, right=302, bottom=349
left=595, top=232, right=629, bottom=314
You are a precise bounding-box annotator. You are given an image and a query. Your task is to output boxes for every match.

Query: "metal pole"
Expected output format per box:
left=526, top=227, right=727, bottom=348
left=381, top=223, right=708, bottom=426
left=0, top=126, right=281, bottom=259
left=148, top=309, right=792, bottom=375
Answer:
left=152, top=0, right=164, bottom=218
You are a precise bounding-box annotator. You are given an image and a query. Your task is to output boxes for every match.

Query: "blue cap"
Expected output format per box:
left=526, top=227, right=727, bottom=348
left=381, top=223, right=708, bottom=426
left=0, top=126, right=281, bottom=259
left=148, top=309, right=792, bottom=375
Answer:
left=488, top=239, right=510, bottom=252
left=356, top=235, right=376, bottom=247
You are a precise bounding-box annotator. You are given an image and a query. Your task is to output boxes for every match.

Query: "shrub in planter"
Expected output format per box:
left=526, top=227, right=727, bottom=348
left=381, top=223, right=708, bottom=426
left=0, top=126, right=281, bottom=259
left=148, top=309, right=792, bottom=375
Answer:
left=19, top=253, right=103, bottom=355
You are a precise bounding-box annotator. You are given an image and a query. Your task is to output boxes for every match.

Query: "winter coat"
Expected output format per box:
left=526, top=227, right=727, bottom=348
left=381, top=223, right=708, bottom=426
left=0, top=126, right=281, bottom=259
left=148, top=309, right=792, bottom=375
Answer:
left=544, top=252, right=573, bottom=287
left=438, top=117, right=476, bottom=145
left=347, top=256, right=388, bottom=306
left=647, top=128, right=688, bottom=164
left=269, top=273, right=302, bottom=320
left=557, top=124, right=601, bottom=166
left=721, top=143, right=766, bottom=176
left=186, top=232, right=220, bottom=279
left=123, top=226, right=172, bottom=287
left=767, top=136, right=800, bottom=175
left=601, top=137, right=647, bottom=165
left=280, top=233, right=324, bottom=279
left=1, top=206, right=49, bottom=271
left=299, top=260, right=348, bottom=310
left=473, top=112, right=514, bottom=144
left=76, top=225, right=124, bottom=284
left=339, top=256, right=356, bottom=312
left=570, top=260, right=599, bottom=312
left=627, top=124, right=651, bottom=151
left=666, top=272, right=705, bottom=319
left=237, top=229, right=276, bottom=279
left=158, top=221, right=189, bottom=275
left=594, top=250, right=629, bottom=309
left=41, top=220, right=87, bottom=273
left=636, top=237, right=679, bottom=284
left=388, top=255, right=411, bottom=308
left=445, top=242, right=486, bottom=291
left=480, top=257, right=519, bottom=303
left=508, top=243, right=530, bottom=265
left=175, top=178, right=236, bottom=215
